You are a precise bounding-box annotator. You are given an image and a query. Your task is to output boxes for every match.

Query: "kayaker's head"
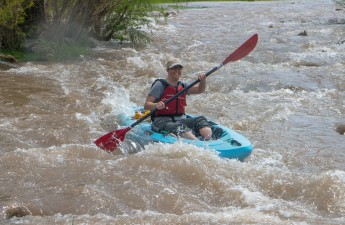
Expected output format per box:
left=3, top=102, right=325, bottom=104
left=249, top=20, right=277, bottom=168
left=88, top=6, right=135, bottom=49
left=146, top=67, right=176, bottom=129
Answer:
left=167, top=57, right=183, bottom=70
left=166, top=57, right=183, bottom=82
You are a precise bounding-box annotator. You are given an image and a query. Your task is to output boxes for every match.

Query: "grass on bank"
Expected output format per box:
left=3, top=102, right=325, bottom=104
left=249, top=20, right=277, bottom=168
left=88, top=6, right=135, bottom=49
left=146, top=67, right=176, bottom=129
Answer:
left=1, top=42, right=90, bottom=62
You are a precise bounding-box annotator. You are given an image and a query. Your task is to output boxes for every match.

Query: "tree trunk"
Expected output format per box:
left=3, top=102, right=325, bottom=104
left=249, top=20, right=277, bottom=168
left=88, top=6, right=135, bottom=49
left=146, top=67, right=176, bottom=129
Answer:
left=23, top=0, right=46, bottom=37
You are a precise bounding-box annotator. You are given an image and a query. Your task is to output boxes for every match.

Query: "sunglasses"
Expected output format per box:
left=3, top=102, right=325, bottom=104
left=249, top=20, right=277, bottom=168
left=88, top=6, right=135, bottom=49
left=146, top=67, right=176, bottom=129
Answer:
left=169, top=66, right=183, bottom=71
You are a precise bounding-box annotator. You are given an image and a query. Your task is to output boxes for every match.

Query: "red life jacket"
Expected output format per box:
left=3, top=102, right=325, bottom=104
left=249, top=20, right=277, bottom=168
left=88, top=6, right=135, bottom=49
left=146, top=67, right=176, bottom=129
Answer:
left=153, top=79, right=187, bottom=118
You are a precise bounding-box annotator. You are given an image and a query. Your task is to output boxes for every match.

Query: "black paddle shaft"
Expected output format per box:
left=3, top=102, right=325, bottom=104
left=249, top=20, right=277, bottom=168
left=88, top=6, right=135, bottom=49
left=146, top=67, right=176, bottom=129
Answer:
left=130, top=64, right=223, bottom=128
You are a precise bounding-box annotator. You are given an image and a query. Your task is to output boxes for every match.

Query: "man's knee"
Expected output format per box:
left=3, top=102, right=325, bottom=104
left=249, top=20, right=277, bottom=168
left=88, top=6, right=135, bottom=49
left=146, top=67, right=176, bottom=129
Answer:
left=194, top=116, right=210, bottom=130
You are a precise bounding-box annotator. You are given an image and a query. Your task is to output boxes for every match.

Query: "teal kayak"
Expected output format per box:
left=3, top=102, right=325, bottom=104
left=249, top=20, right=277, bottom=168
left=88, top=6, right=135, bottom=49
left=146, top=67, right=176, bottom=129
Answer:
left=117, top=107, right=253, bottom=161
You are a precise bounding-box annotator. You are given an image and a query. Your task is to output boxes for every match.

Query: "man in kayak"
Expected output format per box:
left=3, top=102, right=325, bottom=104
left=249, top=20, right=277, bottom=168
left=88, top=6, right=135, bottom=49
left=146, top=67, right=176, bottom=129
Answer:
left=144, top=57, right=221, bottom=140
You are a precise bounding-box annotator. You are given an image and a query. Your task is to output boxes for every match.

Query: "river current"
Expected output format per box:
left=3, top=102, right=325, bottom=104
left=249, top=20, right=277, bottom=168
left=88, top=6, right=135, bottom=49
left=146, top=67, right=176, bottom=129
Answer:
left=1, top=0, right=344, bottom=224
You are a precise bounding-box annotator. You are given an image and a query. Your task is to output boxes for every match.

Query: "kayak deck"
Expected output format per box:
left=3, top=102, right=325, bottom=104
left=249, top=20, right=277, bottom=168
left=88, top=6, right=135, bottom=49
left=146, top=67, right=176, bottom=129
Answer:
left=118, top=108, right=253, bottom=161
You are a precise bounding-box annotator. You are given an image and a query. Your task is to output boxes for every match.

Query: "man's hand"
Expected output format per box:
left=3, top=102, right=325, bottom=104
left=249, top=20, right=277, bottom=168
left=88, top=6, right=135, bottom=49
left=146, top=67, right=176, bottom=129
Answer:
left=155, top=101, right=165, bottom=110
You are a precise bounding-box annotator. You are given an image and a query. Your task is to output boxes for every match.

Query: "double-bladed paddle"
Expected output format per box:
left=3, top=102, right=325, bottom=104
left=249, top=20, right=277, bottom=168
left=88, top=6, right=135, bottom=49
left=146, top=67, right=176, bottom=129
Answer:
left=94, top=33, right=259, bottom=152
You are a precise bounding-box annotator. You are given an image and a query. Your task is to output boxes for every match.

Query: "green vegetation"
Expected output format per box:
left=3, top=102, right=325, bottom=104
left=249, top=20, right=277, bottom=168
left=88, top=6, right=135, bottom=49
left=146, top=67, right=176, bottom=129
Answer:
left=0, top=0, right=34, bottom=50
left=0, top=0, right=161, bottom=61
left=1, top=42, right=90, bottom=62
left=0, top=0, right=278, bottom=62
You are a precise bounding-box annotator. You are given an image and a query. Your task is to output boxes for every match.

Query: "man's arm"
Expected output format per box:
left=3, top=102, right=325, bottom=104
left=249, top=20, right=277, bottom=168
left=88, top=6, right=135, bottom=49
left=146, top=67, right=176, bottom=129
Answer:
left=144, top=95, right=165, bottom=110
left=144, top=80, right=167, bottom=111
left=187, top=74, right=206, bottom=95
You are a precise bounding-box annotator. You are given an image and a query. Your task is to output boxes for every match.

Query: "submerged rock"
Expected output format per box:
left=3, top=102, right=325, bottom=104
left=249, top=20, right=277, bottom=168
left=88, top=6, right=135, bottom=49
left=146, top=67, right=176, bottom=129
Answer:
left=0, top=53, right=17, bottom=63
left=298, top=30, right=308, bottom=36
left=336, top=124, right=345, bottom=135
left=0, top=53, right=19, bottom=70
left=2, top=202, right=47, bottom=219
left=0, top=61, right=18, bottom=70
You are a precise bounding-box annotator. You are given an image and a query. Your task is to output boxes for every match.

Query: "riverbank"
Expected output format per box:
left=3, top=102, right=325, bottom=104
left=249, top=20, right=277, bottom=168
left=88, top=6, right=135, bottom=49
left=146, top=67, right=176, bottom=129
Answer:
left=0, top=0, right=276, bottom=64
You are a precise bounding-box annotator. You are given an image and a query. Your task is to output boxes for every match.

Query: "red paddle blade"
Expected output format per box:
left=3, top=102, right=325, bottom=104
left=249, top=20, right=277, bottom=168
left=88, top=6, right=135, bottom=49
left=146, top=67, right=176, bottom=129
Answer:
left=223, top=33, right=258, bottom=65
left=94, top=127, right=131, bottom=152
